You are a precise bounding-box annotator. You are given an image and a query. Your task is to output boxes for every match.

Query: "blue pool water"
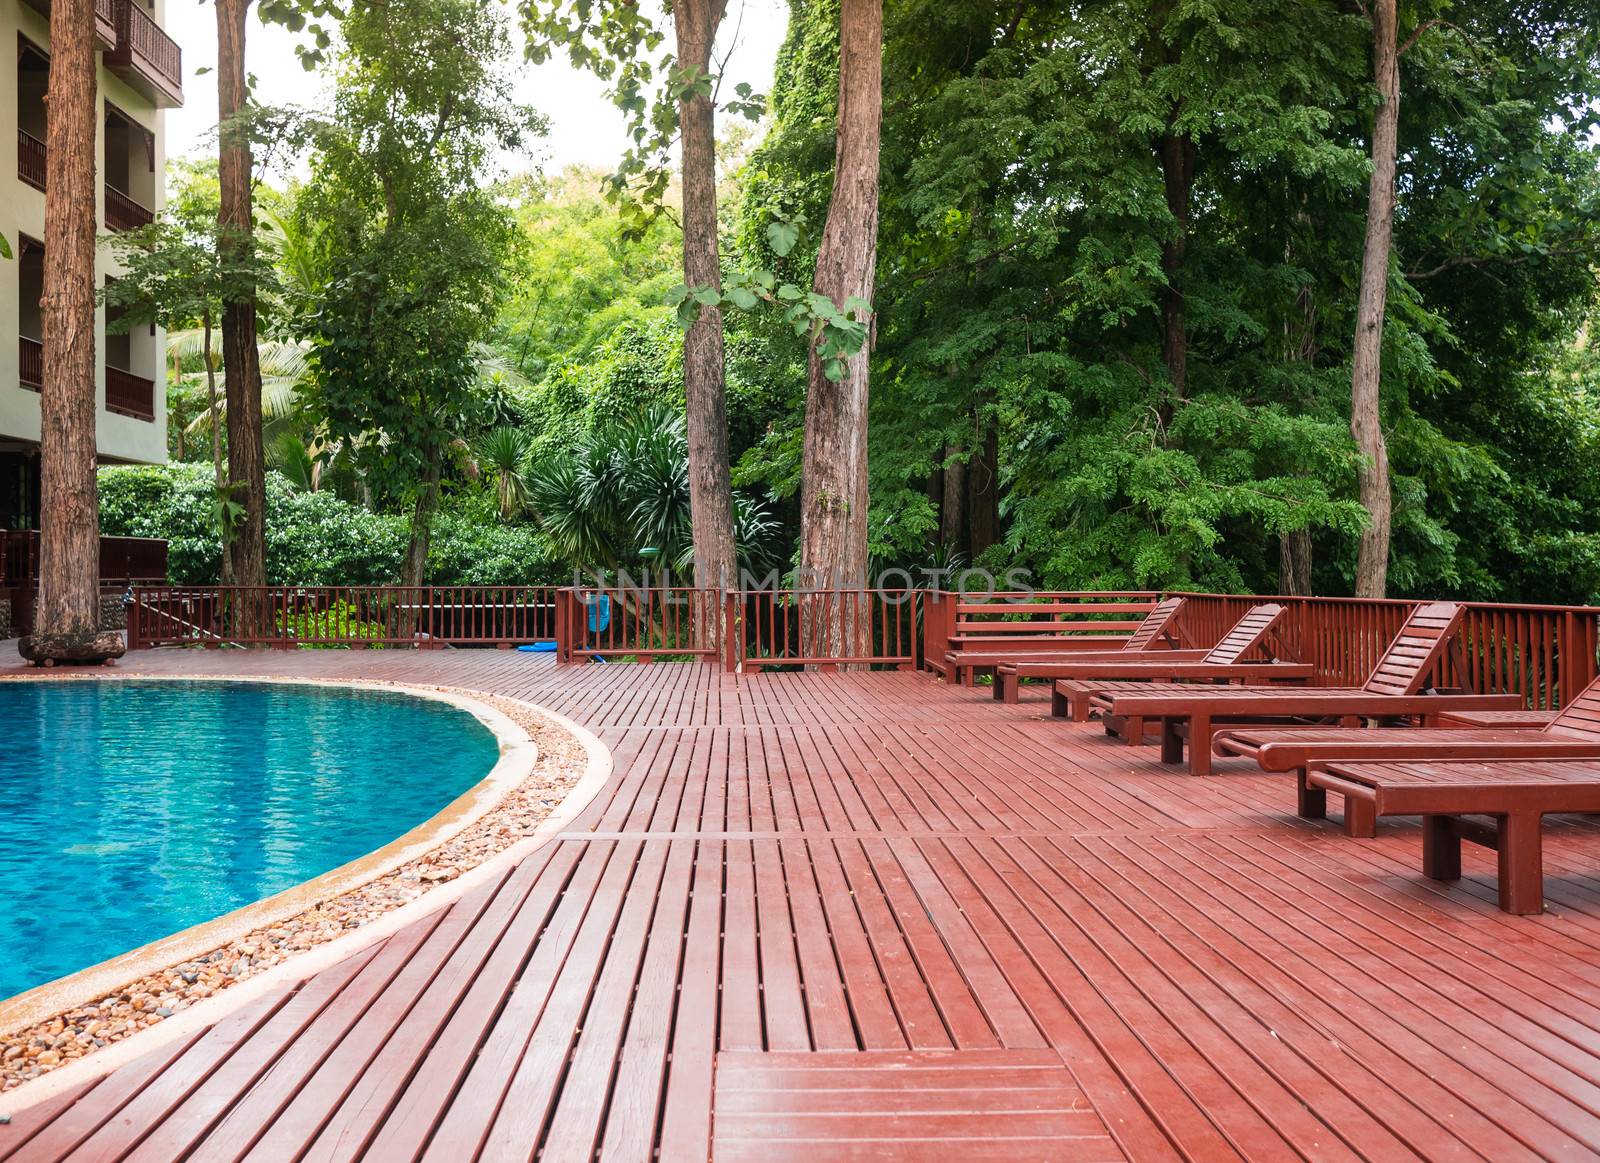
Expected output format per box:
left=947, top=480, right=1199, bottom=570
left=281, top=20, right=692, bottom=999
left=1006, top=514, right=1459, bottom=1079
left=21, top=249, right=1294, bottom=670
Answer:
left=0, top=680, right=500, bottom=1000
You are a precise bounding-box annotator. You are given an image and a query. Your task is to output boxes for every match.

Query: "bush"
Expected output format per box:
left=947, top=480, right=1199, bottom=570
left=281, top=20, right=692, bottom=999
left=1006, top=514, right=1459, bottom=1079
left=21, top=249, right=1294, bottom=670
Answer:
left=99, top=463, right=408, bottom=585
left=427, top=504, right=566, bottom=586
left=100, top=464, right=562, bottom=587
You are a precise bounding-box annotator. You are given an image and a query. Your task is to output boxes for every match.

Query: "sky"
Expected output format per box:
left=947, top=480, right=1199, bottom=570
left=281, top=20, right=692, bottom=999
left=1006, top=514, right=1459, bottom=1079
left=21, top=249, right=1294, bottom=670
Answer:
left=161, top=0, right=790, bottom=174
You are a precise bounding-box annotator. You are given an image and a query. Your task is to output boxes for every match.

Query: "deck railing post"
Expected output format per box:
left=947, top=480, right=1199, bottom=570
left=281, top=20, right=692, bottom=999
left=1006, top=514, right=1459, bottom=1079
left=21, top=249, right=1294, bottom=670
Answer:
left=923, top=590, right=955, bottom=675
left=554, top=588, right=574, bottom=664
left=126, top=587, right=141, bottom=650
left=723, top=590, right=740, bottom=673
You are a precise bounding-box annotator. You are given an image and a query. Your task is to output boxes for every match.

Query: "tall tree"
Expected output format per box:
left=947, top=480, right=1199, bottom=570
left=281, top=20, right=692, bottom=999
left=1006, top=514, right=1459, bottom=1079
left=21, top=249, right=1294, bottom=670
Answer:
left=522, top=0, right=749, bottom=595
left=1349, top=0, right=1400, bottom=597
left=21, top=0, right=121, bottom=664
left=215, top=0, right=268, bottom=603
left=798, top=0, right=882, bottom=635
left=675, top=0, right=739, bottom=593
left=294, top=0, right=539, bottom=587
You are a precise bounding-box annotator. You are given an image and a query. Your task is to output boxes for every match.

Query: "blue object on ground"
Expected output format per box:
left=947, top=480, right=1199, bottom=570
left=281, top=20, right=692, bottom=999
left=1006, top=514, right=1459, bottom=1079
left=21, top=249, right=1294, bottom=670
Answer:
left=518, top=642, right=558, bottom=652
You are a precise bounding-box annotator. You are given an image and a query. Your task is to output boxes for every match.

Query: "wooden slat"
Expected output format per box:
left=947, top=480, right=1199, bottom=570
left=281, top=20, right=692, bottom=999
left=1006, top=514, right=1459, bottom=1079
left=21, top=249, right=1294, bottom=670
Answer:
left=6, top=638, right=1600, bottom=1162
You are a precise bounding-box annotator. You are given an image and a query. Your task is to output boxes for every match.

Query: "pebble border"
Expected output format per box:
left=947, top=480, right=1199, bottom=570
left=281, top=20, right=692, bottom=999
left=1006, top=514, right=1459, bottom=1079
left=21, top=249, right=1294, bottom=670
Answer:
left=0, top=680, right=587, bottom=1093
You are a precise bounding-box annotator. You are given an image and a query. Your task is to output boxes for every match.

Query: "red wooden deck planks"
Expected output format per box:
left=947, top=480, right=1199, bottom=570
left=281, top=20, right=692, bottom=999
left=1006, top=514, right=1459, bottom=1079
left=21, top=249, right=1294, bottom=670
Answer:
left=3, top=644, right=1600, bottom=1160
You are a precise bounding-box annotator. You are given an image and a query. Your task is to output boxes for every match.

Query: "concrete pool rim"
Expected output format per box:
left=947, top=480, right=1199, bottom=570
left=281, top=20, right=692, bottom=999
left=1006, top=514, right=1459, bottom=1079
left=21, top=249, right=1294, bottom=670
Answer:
left=0, top=673, right=611, bottom=1110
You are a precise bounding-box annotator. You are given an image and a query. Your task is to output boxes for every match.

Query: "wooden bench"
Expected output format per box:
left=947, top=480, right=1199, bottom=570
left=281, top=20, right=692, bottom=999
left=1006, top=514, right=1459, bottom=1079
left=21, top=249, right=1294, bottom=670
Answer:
left=997, top=603, right=1308, bottom=703
left=1438, top=709, right=1561, bottom=729
left=1308, top=758, right=1600, bottom=914
left=1082, top=602, right=1524, bottom=775
left=1214, top=678, right=1600, bottom=834
left=941, top=595, right=1183, bottom=686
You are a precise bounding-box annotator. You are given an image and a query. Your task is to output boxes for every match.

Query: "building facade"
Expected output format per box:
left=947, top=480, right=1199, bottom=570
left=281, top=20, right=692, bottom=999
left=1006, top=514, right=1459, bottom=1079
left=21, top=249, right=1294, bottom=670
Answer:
left=0, top=0, right=182, bottom=532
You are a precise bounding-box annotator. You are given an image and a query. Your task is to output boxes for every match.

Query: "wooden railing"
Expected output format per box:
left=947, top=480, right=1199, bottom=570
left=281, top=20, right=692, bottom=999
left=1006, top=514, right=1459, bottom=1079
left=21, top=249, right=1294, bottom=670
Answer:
left=19, top=336, right=43, bottom=390
left=108, top=0, right=183, bottom=105
left=17, top=130, right=46, bottom=192
left=117, top=583, right=1600, bottom=704
left=131, top=586, right=561, bottom=649
left=553, top=587, right=720, bottom=662
left=730, top=589, right=921, bottom=671
left=104, top=186, right=154, bottom=232
left=105, top=365, right=156, bottom=420
left=1, top=531, right=166, bottom=588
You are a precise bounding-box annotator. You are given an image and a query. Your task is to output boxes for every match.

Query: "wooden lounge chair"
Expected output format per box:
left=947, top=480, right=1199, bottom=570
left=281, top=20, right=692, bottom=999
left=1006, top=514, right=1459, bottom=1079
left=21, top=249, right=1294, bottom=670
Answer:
left=1080, top=602, right=1523, bottom=775
left=1213, top=677, right=1600, bottom=835
left=944, top=595, right=1188, bottom=687
left=995, top=602, right=1311, bottom=704
left=1306, top=758, right=1600, bottom=914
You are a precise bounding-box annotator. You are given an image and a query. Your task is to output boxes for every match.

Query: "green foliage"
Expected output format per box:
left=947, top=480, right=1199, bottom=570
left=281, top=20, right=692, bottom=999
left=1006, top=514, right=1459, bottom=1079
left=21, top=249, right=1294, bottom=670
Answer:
left=99, top=463, right=567, bottom=587
left=525, top=404, right=779, bottom=578
left=289, top=0, right=543, bottom=529
left=732, top=0, right=1600, bottom=601
left=520, top=1, right=767, bottom=237
left=476, top=425, right=535, bottom=521
left=493, top=169, right=682, bottom=383
left=101, top=158, right=279, bottom=336
left=276, top=600, right=389, bottom=648
left=99, top=463, right=408, bottom=585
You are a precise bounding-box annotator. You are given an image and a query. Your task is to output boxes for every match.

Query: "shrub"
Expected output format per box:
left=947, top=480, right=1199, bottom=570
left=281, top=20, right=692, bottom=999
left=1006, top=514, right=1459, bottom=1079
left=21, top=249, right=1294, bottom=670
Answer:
left=427, top=504, right=566, bottom=586
left=99, top=463, right=407, bottom=585
left=99, top=464, right=561, bottom=587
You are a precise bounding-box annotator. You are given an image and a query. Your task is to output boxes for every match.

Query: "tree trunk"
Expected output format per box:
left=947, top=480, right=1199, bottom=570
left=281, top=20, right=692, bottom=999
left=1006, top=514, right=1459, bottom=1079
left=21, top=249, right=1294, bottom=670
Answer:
left=401, top=459, right=442, bottom=590
left=799, top=0, right=882, bottom=660
left=217, top=0, right=267, bottom=607
left=1279, top=529, right=1313, bottom=595
left=673, top=0, right=737, bottom=625
left=1351, top=0, right=1399, bottom=598
left=1157, top=126, right=1195, bottom=416
left=203, top=314, right=232, bottom=583
left=939, top=444, right=966, bottom=557
left=21, top=0, right=121, bottom=664
left=969, top=419, right=1000, bottom=557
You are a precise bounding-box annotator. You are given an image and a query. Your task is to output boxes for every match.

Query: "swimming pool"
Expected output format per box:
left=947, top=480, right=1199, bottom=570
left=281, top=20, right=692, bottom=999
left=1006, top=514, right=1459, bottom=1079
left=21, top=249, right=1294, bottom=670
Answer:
left=0, top=679, right=500, bottom=1000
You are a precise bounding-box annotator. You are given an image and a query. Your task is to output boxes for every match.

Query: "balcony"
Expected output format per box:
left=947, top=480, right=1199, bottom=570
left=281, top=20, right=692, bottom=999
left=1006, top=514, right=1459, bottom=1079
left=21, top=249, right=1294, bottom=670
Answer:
left=105, top=0, right=183, bottom=108
left=21, top=0, right=118, bottom=49
left=104, top=185, right=154, bottom=232
left=105, top=365, right=156, bottom=421
left=17, top=131, right=46, bottom=192
left=18, top=136, right=155, bottom=234
left=18, top=337, right=43, bottom=391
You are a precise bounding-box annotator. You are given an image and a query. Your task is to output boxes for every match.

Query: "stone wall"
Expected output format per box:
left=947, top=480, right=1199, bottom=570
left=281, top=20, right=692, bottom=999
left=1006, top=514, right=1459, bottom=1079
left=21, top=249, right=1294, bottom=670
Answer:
left=100, top=592, right=127, bottom=632
left=0, top=592, right=124, bottom=639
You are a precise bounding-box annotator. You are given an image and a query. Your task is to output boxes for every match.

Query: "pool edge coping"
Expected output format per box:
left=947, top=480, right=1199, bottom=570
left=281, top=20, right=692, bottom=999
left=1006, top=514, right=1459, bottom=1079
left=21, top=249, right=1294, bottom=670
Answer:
left=0, top=676, right=611, bottom=1114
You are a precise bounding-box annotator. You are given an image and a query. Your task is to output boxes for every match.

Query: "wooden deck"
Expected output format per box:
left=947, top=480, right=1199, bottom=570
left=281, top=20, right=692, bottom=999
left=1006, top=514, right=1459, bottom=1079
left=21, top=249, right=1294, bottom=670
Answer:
left=5, top=649, right=1600, bottom=1160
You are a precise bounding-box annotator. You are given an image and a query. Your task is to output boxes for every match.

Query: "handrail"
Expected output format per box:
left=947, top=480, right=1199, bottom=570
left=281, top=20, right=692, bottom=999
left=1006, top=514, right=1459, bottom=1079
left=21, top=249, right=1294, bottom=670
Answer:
left=105, top=365, right=156, bottom=420
left=17, top=129, right=46, bottom=192
left=18, top=336, right=43, bottom=390
left=104, top=185, right=154, bottom=232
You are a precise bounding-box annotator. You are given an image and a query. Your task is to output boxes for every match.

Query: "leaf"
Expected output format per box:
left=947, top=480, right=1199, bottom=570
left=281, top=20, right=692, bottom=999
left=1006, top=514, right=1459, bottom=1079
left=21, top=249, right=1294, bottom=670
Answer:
left=693, top=286, right=722, bottom=306
left=766, top=220, right=800, bottom=257
left=727, top=286, right=759, bottom=310
left=0, top=233, right=11, bottom=261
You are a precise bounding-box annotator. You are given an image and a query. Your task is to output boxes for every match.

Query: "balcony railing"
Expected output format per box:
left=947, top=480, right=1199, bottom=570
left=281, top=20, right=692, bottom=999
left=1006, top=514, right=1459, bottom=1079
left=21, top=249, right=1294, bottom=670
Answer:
left=17, top=130, right=46, bottom=192
left=20, top=0, right=118, bottom=47
left=105, top=365, right=155, bottom=421
left=19, top=337, right=43, bottom=391
left=104, top=185, right=154, bottom=232
left=107, top=0, right=183, bottom=108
